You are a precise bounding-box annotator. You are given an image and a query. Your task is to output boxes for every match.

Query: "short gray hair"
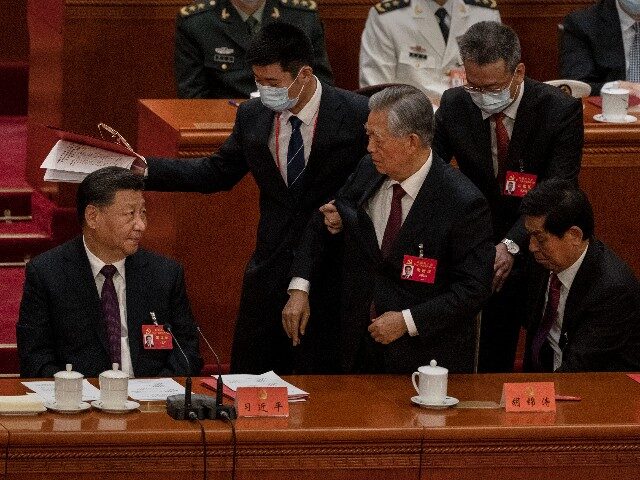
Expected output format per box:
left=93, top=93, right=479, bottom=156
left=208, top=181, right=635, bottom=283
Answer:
left=369, top=85, right=434, bottom=146
left=458, top=21, right=521, bottom=72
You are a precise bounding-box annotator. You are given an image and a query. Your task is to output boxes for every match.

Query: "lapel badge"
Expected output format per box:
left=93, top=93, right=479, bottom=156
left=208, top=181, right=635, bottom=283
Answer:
left=215, top=47, right=234, bottom=55
left=271, top=6, right=280, bottom=18
left=221, top=7, right=230, bottom=19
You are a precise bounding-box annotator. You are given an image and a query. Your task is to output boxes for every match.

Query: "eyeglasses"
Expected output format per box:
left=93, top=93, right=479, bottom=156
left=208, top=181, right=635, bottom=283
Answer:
left=463, top=70, right=516, bottom=95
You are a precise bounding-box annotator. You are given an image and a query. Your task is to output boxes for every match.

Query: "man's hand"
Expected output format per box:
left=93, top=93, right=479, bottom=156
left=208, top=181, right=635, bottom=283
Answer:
left=131, top=156, right=147, bottom=175
left=618, top=81, right=640, bottom=97
left=282, top=290, right=310, bottom=346
left=368, top=311, right=407, bottom=344
left=319, top=201, right=342, bottom=234
left=493, top=242, right=515, bottom=292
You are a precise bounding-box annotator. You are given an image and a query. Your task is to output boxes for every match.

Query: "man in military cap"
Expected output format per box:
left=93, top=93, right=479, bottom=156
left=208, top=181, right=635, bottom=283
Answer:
left=175, top=0, right=334, bottom=98
left=359, top=0, right=500, bottom=99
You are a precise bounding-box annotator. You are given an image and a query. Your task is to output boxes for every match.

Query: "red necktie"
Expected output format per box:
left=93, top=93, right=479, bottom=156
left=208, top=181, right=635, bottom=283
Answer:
left=100, top=265, right=122, bottom=366
left=380, top=183, right=406, bottom=258
left=531, top=273, right=562, bottom=372
left=493, top=112, right=510, bottom=187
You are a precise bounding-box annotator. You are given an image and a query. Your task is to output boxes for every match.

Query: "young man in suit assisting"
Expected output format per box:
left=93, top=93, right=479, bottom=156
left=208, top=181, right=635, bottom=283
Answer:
left=283, top=85, right=495, bottom=374
left=17, top=167, right=202, bottom=378
left=521, top=179, right=640, bottom=372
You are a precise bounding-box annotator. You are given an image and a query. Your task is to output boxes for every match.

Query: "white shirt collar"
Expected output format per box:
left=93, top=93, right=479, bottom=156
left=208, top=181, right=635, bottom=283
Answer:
left=83, top=235, right=126, bottom=280
left=616, top=0, right=637, bottom=32
left=480, top=78, right=525, bottom=121
left=385, top=151, right=433, bottom=200
left=280, top=76, right=322, bottom=127
left=555, top=242, right=589, bottom=290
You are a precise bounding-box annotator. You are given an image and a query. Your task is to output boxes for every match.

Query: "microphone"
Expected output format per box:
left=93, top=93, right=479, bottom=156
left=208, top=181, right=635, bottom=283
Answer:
left=197, top=326, right=237, bottom=420
left=163, top=323, right=197, bottom=421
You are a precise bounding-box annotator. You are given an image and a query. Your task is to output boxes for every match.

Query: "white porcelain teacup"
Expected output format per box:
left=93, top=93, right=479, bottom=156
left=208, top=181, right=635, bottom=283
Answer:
left=601, top=88, right=629, bottom=122
left=411, top=359, right=448, bottom=404
left=99, top=363, right=129, bottom=410
left=54, top=364, right=83, bottom=409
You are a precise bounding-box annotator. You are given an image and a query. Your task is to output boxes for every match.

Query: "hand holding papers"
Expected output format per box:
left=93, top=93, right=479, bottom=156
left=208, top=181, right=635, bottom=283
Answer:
left=41, top=124, right=146, bottom=183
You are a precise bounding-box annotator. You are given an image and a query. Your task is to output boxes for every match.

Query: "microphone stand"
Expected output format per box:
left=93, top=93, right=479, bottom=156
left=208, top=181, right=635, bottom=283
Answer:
left=197, top=326, right=237, bottom=420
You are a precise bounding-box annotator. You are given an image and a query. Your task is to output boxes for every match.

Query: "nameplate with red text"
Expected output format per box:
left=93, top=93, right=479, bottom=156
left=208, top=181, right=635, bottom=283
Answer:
left=501, top=382, right=556, bottom=412
left=235, top=387, right=289, bottom=417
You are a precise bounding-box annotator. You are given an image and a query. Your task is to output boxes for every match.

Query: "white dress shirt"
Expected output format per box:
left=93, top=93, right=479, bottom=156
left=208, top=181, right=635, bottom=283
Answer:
left=544, top=243, right=589, bottom=371
left=268, top=77, right=322, bottom=184
left=83, top=237, right=134, bottom=377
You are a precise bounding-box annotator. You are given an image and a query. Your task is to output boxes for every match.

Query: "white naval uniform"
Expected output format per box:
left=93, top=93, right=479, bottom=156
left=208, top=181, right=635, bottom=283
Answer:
left=359, top=0, right=501, bottom=99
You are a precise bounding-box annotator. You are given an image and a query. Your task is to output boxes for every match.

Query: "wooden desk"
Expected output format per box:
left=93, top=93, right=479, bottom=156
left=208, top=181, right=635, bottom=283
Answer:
left=1, top=374, right=640, bottom=479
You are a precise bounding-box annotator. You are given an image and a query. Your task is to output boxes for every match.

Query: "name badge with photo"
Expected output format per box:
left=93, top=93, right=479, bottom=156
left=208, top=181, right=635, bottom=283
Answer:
left=142, top=325, right=173, bottom=350
left=503, top=171, right=537, bottom=198
left=401, top=255, right=437, bottom=284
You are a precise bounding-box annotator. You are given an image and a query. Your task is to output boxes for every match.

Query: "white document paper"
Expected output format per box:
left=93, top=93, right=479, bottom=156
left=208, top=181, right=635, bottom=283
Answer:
left=22, top=380, right=101, bottom=403
left=213, top=371, right=309, bottom=399
left=127, top=378, right=185, bottom=401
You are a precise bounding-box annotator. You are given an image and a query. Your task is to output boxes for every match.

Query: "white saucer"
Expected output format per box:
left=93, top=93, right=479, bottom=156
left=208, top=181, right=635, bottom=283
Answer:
left=411, top=395, right=459, bottom=409
left=593, top=113, right=637, bottom=123
left=44, top=401, right=91, bottom=414
left=90, top=400, right=140, bottom=413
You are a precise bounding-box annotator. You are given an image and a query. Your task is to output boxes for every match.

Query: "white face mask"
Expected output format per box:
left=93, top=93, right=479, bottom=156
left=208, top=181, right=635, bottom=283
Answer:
left=467, top=72, right=518, bottom=115
left=620, top=0, right=640, bottom=17
left=256, top=71, right=304, bottom=112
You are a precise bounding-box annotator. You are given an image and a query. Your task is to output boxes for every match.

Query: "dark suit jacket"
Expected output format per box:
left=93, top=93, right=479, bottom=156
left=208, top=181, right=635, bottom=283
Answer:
left=146, top=84, right=369, bottom=373
left=560, top=0, right=626, bottom=96
left=524, top=239, right=640, bottom=372
left=17, top=236, right=202, bottom=378
left=291, top=155, right=495, bottom=374
left=433, top=78, right=584, bottom=247
left=175, top=0, right=334, bottom=99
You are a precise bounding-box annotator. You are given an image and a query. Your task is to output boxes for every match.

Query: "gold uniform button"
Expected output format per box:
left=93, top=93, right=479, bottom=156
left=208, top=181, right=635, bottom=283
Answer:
left=221, top=64, right=228, bottom=70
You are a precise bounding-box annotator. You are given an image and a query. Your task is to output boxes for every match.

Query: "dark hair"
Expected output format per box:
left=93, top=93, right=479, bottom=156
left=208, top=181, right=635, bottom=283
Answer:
left=520, top=179, right=594, bottom=239
left=77, top=166, right=144, bottom=225
left=458, top=21, right=521, bottom=72
left=246, top=23, right=314, bottom=77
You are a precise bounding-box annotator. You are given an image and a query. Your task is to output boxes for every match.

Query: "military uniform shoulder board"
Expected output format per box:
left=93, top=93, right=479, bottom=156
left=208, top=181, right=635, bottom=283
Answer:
left=279, top=0, right=318, bottom=12
left=374, top=0, right=410, bottom=14
left=463, top=0, right=498, bottom=10
left=179, top=0, right=216, bottom=17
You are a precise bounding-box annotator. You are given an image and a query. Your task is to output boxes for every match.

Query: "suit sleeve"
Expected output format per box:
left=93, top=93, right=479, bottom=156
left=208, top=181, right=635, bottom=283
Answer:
left=175, top=17, right=210, bottom=99
left=410, top=195, right=495, bottom=339
left=145, top=107, right=250, bottom=193
left=16, top=262, right=60, bottom=378
left=158, top=264, right=203, bottom=376
left=309, top=17, right=335, bottom=86
left=506, top=96, right=584, bottom=246
left=560, top=14, right=606, bottom=96
left=359, top=9, right=397, bottom=87
left=432, top=95, right=455, bottom=164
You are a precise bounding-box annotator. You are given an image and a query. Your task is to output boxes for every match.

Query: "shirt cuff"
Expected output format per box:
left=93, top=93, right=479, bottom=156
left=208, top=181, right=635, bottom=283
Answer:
left=402, top=309, right=418, bottom=336
left=288, top=277, right=310, bottom=294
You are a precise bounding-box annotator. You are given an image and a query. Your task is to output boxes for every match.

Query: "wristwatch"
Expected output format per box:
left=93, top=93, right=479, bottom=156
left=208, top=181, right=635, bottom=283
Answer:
left=501, top=238, right=520, bottom=255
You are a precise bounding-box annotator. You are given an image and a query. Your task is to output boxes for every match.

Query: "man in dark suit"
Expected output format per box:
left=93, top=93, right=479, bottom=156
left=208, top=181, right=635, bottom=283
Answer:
left=283, top=85, right=495, bottom=374
left=141, top=23, right=369, bottom=374
left=521, top=179, right=640, bottom=372
left=17, top=167, right=202, bottom=378
left=175, top=0, right=333, bottom=98
left=560, top=0, right=640, bottom=96
left=433, top=21, right=584, bottom=372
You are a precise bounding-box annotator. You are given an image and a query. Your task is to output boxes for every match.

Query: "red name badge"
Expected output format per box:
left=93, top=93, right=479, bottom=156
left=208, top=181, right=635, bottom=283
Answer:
left=503, top=171, right=537, bottom=197
left=142, top=325, right=173, bottom=350
left=235, top=387, right=289, bottom=418
left=401, top=255, right=437, bottom=284
left=501, top=382, right=556, bottom=412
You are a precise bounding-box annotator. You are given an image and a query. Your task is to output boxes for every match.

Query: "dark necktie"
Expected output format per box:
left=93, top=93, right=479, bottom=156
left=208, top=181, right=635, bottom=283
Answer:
left=287, top=116, right=305, bottom=188
left=435, top=8, right=449, bottom=44
left=246, top=16, right=259, bottom=36
left=530, top=273, right=562, bottom=372
left=380, top=184, right=406, bottom=258
left=492, top=111, right=510, bottom=187
left=100, top=265, right=122, bottom=366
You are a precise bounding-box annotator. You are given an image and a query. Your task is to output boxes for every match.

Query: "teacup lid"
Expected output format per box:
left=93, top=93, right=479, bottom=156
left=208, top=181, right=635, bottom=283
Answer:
left=99, top=363, right=129, bottom=379
left=420, top=359, right=448, bottom=375
left=54, top=364, right=83, bottom=380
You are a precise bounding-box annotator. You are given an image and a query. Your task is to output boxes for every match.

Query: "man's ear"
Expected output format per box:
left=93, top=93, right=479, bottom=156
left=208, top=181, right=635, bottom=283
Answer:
left=565, top=225, right=585, bottom=245
left=84, top=205, right=99, bottom=230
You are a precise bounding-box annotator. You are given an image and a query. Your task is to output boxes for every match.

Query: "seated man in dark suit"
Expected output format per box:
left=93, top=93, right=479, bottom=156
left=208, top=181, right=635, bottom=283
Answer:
left=17, top=167, right=202, bottom=378
left=560, top=0, right=640, bottom=96
left=433, top=21, right=584, bottom=372
left=521, top=179, right=640, bottom=372
left=283, top=85, right=495, bottom=374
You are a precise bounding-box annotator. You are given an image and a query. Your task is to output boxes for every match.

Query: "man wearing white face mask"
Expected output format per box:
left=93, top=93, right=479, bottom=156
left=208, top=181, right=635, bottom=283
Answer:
left=561, top=0, right=640, bottom=96
left=433, top=21, right=584, bottom=373
left=141, top=23, right=369, bottom=375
